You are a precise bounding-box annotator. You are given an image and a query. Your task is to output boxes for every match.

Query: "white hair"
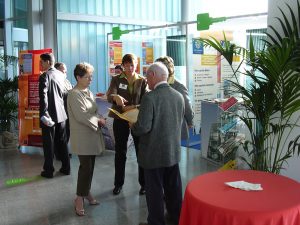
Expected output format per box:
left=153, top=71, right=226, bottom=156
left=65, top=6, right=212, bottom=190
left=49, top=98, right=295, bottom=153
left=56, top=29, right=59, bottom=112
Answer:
left=147, top=62, right=168, bottom=80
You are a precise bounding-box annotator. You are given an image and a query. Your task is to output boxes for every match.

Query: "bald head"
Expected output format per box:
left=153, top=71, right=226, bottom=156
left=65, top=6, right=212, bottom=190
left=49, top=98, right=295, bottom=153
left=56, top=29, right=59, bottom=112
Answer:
left=146, top=62, right=169, bottom=90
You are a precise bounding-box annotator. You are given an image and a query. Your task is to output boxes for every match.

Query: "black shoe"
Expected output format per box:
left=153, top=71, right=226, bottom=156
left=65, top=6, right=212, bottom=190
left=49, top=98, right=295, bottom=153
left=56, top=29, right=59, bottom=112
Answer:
left=139, top=187, right=146, bottom=195
left=69, top=153, right=72, bottom=158
left=138, top=223, right=149, bottom=225
left=165, top=212, right=178, bottom=225
left=165, top=212, right=172, bottom=223
left=40, top=171, right=53, bottom=178
left=59, top=168, right=70, bottom=175
left=113, top=186, right=122, bottom=195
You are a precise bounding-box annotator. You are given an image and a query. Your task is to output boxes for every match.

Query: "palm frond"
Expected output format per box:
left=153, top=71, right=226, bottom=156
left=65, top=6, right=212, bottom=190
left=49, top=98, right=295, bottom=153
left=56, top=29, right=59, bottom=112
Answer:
left=285, top=3, right=299, bottom=38
left=0, top=55, right=18, bottom=68
left=200, top=33, right=247, bottom=66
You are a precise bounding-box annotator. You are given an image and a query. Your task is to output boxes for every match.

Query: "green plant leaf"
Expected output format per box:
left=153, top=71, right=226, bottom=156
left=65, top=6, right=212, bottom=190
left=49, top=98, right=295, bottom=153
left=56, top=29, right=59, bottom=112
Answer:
left=0, top=75, right=18, bottom=132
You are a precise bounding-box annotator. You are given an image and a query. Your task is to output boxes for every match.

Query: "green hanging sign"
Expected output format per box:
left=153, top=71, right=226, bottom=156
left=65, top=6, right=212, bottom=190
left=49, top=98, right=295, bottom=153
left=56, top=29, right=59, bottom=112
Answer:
left=111, top=13, right=227, bottom=40
left=112, top=27, right=129, bottom=40
left=197, top=13, right=226, bottom=30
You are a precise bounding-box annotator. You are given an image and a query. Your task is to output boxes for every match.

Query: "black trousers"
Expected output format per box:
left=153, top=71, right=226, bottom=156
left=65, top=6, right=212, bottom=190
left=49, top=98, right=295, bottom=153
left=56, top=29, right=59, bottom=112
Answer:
left=77, top=155, right=96, bottom=196
left=144, top=164, right=182, bottom=225
left=54, top=119, right=70, bottom=159
left=41, top=121, right=70, bottom=174
left=113, top=119, right=144, bottom=187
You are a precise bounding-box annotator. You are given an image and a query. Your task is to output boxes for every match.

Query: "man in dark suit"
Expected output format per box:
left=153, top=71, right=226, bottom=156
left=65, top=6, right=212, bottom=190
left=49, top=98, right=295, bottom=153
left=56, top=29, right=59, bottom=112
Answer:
left=130, top=62, right=185, bottom=225
left=39, top=53, right=70, bottom=178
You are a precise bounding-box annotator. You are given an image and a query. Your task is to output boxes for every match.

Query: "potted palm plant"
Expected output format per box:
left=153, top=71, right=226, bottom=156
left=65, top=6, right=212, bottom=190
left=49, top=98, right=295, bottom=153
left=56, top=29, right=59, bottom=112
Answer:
left=0, top=54, right=19, bottom=148
left=0, top=54, right=19, bottom=133
left=200, top=0, right=300, bottom=173
left=0, top=76, right=18, bottom=132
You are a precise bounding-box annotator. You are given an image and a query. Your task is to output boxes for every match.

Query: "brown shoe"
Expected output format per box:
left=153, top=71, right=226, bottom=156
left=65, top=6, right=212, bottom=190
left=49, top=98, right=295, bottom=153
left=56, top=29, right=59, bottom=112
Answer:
left=85, top=192, right=100, bottom=205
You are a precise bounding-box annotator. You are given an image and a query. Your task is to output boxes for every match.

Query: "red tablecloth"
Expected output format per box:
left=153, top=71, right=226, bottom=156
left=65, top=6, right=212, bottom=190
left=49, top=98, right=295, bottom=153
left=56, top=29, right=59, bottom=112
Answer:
left=179, top=170, right=300, bottom=225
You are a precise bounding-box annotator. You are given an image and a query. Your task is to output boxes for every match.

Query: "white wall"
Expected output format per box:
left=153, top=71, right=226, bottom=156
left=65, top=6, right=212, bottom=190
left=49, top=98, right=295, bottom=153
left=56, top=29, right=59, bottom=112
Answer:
left=268, top=0, right=300, bottom=181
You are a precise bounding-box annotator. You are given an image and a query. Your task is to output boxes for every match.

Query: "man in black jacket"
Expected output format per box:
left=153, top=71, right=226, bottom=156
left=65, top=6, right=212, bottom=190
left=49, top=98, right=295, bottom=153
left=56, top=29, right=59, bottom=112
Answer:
left=39, top=53, right=70, bottom=178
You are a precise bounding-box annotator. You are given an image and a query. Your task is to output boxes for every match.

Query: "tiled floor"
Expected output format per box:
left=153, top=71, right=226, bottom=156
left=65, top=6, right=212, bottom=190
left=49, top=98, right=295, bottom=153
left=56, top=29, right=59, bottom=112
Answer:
left=0, top=146, right=218, bottom=225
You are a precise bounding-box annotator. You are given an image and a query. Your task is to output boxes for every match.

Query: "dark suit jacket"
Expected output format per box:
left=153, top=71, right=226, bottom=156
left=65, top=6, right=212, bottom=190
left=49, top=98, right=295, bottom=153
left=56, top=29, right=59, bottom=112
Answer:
left=170, top=79, right=194, bottom=140
left=39, top=67, right=67, bottom=127
left=131, top=83, right=185, bottom=169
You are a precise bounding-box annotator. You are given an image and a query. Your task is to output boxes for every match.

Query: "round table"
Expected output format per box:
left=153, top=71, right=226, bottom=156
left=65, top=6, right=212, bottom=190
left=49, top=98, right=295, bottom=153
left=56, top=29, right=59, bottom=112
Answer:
left=179, top=170, right=300, bottom=225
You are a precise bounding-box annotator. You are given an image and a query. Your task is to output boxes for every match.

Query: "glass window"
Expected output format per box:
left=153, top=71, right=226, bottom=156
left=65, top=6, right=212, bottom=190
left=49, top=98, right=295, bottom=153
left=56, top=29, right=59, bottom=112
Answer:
left=14, top=41, right=28, bottom=76
left=0, top=45, right=5, bottom=78
left=0, top=0, right=4, bottom=28
left=0, top=0, right=4, bottom=20
left=12, top=0, right=27, bottom=29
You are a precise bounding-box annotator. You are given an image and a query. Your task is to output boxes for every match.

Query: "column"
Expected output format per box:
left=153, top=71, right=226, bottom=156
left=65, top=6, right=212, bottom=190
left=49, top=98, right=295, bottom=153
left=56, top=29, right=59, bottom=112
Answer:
left=181, top=0, right=190, bottom=91
left=181, top=0, right=190, bottom=23
left=4, top=0, right=13, bottom=79
left=42, top=0, right=57, bottom=54
left=27, top=0, right=43, bottom=50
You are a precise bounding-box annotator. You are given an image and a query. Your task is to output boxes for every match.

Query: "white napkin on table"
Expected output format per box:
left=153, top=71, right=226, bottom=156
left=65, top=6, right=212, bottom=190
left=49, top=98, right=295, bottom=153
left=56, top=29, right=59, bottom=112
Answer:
left=225, top=180, right=263, bottom=191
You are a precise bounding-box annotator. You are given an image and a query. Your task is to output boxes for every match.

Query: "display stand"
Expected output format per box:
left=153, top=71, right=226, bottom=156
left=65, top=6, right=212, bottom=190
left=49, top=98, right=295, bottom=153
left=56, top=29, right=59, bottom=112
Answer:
left=201, top=99, right=243, bottom=164
left=18, top=48, right=52, bottom=149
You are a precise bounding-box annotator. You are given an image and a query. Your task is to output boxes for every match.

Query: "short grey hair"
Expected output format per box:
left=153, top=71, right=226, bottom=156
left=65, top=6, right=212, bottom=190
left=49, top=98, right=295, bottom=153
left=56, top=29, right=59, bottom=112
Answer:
left=147, top=62, right=169, bottom=80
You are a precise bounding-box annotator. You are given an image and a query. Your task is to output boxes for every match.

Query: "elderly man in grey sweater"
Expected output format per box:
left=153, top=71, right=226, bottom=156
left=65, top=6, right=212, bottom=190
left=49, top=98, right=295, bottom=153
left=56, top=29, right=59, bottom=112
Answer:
left=130, top=62, right=185, bottom=225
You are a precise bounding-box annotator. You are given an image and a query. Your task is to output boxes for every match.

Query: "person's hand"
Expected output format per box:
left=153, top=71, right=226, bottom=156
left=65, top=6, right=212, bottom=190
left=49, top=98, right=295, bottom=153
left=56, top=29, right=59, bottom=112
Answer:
left=122, top=105, right=136, bottom=112
left=98, top=118, right=106, bottom=127
left=41, top=115, right=55, bottom=127
left=114, top=95, right=128, bottom=107
left=128, top=122, right=134, bottom=128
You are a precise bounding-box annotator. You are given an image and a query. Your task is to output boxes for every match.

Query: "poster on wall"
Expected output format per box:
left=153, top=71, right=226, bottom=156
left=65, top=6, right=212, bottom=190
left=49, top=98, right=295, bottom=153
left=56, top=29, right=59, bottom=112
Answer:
left=192, top=31, right=236, bottom=133
left=192, top=40, right=219, bottom=133
left=221, top=54, right=241, bottom=98
left=18, top=48, right=52, bottom=147
left=141, top=42, right=154, bottom=76
left=19, top=53, right=33, bottom=74
left=109, top=41, right=123, bottom=76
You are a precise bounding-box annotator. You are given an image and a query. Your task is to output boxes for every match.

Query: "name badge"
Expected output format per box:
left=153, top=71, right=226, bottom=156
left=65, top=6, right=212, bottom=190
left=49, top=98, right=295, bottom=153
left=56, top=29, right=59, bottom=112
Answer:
left=119, top=83, right=127, bottom=90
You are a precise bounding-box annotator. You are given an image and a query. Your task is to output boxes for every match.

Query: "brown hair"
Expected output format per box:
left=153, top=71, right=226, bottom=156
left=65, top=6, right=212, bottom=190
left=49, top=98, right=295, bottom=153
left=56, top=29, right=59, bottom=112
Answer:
left=155, top=56, right=174, bottom=78
left=122, top=53, right=138, bottom=65
left=40, top=53, right=55, bottom=66
left=73, top=62, right=94, bottom=81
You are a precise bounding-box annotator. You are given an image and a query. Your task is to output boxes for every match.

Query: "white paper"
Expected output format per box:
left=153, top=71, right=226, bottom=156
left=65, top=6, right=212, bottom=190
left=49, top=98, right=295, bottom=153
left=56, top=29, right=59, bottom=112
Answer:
left=225, top=180, right=263, bottom=191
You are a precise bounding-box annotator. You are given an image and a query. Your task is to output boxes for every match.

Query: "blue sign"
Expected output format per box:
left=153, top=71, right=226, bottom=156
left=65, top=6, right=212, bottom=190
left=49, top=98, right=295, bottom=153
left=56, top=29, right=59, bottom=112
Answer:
left=193, top=39, right=203, bottom=54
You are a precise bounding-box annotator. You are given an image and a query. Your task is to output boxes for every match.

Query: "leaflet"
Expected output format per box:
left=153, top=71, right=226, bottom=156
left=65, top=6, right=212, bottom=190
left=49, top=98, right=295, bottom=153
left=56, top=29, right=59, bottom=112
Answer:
left=108, top=108, right=139, bottom=123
